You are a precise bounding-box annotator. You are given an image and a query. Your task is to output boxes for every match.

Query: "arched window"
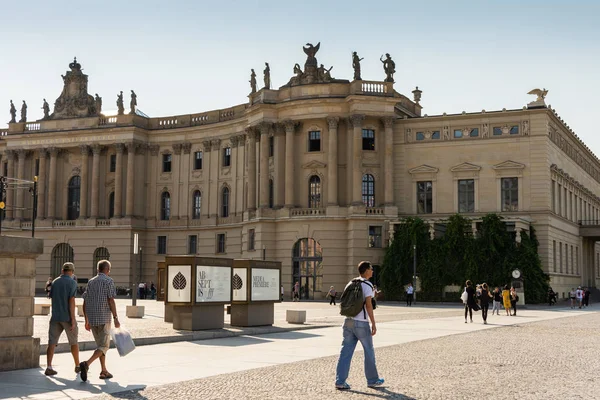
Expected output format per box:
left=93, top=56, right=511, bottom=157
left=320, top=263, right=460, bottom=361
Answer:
left=51, top=243, right=74, bottom=278
left=308, top=175, right=321, bottom=208
left=160, top=192, right=170, bottom=220
left=292, top=238, right=323, bottom=300
left=268, top=179, right=274, bottom=208
left=108, top=192, right=115, bottom=218
left=93, top=247, right=110, bottom=275
left=221, top=187, right=230, bottom=217
left=67, top=176, right=81, bottom=220
left=192, top=190, right=201, bottom=219
left=362, top=174, right=375, bottom=207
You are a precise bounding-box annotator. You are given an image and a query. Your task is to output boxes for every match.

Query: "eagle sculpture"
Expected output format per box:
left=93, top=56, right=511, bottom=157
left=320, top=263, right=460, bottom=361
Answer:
left=527, top=88, right=548, bottom=102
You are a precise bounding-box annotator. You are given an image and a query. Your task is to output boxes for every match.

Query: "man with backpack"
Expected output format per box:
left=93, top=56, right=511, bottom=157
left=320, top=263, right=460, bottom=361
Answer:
left=335, top=261, right=384, bottom=390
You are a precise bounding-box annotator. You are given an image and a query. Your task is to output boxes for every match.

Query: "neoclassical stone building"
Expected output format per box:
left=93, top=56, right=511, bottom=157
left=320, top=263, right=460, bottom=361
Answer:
left=1, top=49, right=599, bottom=299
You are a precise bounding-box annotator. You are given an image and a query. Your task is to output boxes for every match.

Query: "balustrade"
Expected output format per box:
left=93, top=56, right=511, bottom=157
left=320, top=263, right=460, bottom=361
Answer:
left=99, top=116, right=117, bottom=125
left=290, top=208, right=326, bottom=217
left=96, top=219, right=111, bottom=226
left=365, top=207, right=384, bottom=215
left=25, top=123, right=40, bottom=131
left=53, top=220, right=76, bottom=227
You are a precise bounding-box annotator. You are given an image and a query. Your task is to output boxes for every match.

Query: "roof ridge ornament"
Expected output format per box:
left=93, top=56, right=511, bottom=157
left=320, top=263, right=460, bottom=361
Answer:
left=527, top=88, right=548, bottom=109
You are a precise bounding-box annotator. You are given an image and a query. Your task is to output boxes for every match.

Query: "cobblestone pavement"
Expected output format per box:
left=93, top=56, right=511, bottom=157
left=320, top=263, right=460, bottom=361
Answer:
left=34, top=297, right=464, bottom=346
left=88, top=311, right=599, bottom=400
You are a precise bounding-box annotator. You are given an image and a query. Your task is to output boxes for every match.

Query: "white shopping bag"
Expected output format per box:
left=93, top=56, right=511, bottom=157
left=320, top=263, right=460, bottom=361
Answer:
left=110, top=326, right=136, bottom=357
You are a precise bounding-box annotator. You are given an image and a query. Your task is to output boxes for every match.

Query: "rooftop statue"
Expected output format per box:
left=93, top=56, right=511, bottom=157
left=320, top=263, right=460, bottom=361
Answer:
left=117, top=91, right=124, bottom=115
left=20, top=101, right=27, bottom=123
left=285, top=42, right=345, bottom=87
left=380, top=53, right=395, bottom=83
left=264, top=63, right=271, bottom=90
left=352, top=51, right=364, bottom=81
left=130, top=90, right=137, bottom=115
left=249, top=69, right=257, bottom=94
left=9, top=100, right=16, bottom=123
left=95, top=94, right=102, bottom=115
left=51, top=57, right=99, bottom=119
left=527, top=88, right=548, bottom=107
left=42, top=99, right=50, bottom=119
left=317, top=64, right=333, bottom=82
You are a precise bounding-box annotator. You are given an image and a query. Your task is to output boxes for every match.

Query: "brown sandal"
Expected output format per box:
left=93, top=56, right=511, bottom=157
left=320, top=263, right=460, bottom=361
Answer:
left=99, top=372, right=113, bottom=379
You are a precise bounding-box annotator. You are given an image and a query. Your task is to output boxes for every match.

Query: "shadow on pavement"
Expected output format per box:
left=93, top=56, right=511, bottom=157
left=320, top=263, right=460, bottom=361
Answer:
left=349, top=387, right=417, bottom=399
left=191, top=336, right=273, bottom=347
left=261, top=331, right=323, bottom=340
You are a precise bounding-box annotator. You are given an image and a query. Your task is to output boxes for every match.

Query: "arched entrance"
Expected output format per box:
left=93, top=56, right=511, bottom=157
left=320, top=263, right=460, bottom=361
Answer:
left=51, top=243, right=74, bottom=278
left=292, top=238, right=323, bottom=300
left=93, top=247, right=110, bottom=276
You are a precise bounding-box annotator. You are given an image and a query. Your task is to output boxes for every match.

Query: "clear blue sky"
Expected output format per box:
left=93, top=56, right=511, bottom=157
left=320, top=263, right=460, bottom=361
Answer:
left=1, top=1, right=599, bottom=153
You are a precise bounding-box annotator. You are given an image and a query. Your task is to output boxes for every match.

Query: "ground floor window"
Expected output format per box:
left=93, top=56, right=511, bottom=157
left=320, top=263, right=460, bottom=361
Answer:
left=292, top=238, right=323, bottom=300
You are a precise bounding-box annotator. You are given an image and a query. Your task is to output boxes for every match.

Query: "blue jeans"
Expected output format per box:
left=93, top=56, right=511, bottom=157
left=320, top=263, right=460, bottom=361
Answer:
left=335, top=318, right=380, bottom=385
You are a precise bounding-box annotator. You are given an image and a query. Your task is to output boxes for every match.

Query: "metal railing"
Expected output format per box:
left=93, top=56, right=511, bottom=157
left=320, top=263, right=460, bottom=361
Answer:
left=0, top=176, right=38, bottom=237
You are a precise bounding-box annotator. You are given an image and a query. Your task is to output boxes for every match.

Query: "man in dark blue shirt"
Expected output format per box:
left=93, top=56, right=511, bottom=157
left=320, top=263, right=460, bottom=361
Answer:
left=45, top=262, right=80, bottom=376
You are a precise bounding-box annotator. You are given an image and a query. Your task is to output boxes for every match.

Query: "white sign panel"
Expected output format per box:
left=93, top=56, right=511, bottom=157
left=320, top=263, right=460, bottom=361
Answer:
left=167, top=265, right=192, bottom=303
left=196, top=265, right=231, bottom=303
left=232, top=268, right=247, bottom=302
left=251, top=268, right=280, bottom=301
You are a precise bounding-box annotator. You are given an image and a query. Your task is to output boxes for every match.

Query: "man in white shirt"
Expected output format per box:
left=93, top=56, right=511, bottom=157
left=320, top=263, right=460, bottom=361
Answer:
left=406, top=283, right=414, bottom=306
left=576, top=286, right=583, bottom=309
left=335, top=261, right=384, bottom=390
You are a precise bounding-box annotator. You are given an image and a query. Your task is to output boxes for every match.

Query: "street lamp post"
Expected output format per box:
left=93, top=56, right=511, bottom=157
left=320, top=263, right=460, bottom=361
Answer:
left=413, top=243, right=417, bottom=304
left=132, top=233, right=139, bottom=306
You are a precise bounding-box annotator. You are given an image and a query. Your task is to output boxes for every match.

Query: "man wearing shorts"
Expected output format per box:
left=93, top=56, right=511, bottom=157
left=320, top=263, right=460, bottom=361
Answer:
left=80, top=260, right=120, bottom=382
left=45, top=262, right=80, bottom=376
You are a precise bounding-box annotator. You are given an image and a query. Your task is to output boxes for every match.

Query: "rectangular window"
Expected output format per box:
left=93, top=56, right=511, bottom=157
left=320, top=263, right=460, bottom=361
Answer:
left=2, top=162, right=6, bottom=177
left=553, top=240, right=556, bottom=273
left=188, top=235, right=197, bottom=255
left=576, top=246, right=579, bottom=275
left=157, top=236, right=167, bottom=255
left=571, top=245, right=574, bottom=274
left=308, top=131, right=321, bottom=152
left=501, top=177, right=518, bottom=212
left=431, top=131, right=440, bottom=140
left=368, top=226, right=382, bottom=248
left=565, top=244, right=568, bottom=273
left=558, top=184, right=562, bottom=216
left=216, top=233, right=226, bottom=254
left=469, top=128, right=479, bottom=137
left=416, top=181, right=433, bottom=214
left=551, top=181, right=555, bottom=213
left=458, top=179, right=475, bottom=213
left=493, top=127, right=502, bottom=136
left=269, top=136, right=274, bottom=157
left=162, top=154, right=172, bottom=173
left=362, top=129, right=375, bottom=150
left=453, top=129, right=463, bottom=138
left=248, top=228, right=255, bottom=251
left=559, top=241, right=563, bottom=273
left=223, top=147, right=231, bottom=167
left=510, top=125, right=519, bottom=135
left=109, top=154, right=116, bottom=172
left=416, top=132, right=425, bottom=141
left=35, top=159, right=40, bottom=176
left=194, top=151, right=203, bottom=170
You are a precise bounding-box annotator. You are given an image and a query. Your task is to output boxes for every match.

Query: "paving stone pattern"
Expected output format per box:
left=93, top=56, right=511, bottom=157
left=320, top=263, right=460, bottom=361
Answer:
left=88, top=312, right=600, bottom=400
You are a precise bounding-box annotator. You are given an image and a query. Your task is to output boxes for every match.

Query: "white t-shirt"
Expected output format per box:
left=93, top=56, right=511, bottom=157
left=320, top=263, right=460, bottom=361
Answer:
left=406, top=286, right=414, bottom=295
left=343, top=279, right=374, bottom=322
left=576, top=289, right=583, bottom=299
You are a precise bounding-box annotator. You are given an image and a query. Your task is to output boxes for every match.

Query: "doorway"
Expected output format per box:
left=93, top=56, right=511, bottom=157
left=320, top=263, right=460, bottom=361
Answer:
left=292, top=238, right=323, bottom=300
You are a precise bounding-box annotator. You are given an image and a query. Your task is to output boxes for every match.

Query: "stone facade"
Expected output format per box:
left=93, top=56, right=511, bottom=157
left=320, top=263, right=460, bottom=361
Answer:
left=1, top=57, right=599, bottom=300
left=0, top=235, right=43, bottom=371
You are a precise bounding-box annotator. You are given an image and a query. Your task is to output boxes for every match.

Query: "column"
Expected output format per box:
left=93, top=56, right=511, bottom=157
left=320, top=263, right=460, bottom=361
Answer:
left=47, top=147, right=58, bottom=220
left=113, top=143, right=124, bottom=218
left=125, top=142, right=137, bottom=217
left=230, top=136, right=239, bottom=213
left=15, top=150, right=26, bottom=220
left=79, top=145, right=89, bottom=219
left=326, top=117, right=339, bottom=206
left=181, top=142, right=191, bottom=219
left=202, top=140, right=212, bottom=217
left=5, top=150, right=15, bottom=220
left=259, top=122, right=270, bottom=209
left=274, top=124, right=285, bottom=208
left=246, top=128, right=257, bottom=211
left=350, top=114, right=365, bottom=205
left=90, top=144, right=102, bottom=219
left=172, top=143, right=183, bottom=219
left=235, top=134, right=246, bottom=213
left=382, top=116, right=395, bottom=205
left=210, top=139, right=221, bottom=217
left=284, top=121, right=296, bottom=208
left=37, top=149, right=47, bottom=219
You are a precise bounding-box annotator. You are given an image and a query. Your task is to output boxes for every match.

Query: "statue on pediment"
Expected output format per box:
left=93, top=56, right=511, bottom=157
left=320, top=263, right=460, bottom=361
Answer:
left=249, top=69, right=257, bottom=94
left=263, top=63, right=271, bottom=90
left=117, top=91, right=124, bottom=115
left=284, top=42, right=346, bottom=87
left=380, top=53, right=395, bottom=83
left=129, top=90, right=137, bottom=115
left=9, top=100, right=16, bottom=123
left=95, top=94, right=102, bottom=115
left=317, top=64, right=333, bottom=82
left=20, top=101, right=27, bottom=123
left=50, top=57, right=99, bottom=119
left=352, top=51, right=363, bottom=81
left=42, top=99, right=50, bottom=119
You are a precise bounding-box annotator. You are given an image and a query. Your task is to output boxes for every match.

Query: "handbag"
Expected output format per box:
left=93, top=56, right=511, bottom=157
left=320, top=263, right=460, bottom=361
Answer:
left=460, top=290, right=468, bottom=304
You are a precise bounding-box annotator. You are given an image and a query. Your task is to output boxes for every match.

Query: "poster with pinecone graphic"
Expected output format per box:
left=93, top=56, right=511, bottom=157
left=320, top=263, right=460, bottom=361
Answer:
left=167, top=265, right=192, bottom=303
left=232, top=268, right=247, bottom=302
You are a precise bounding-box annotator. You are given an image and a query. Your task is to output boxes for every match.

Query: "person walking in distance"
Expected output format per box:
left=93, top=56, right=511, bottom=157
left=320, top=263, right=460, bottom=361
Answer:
left=406, top=282, right=414, bottom=306
left=45, top=276, right=53, bottom=299
left=280, top=285, right=284, bottom=301
left=575, top=286, right=583, bottom=309
left=491, top=287, right=502, bottom=315
left=335, top=261, right=384, bottom=390
left=510, top=286, right=518, bottom=316
left=464, top=280, right=476, bottom=323
left=502, top=285, right=512, bottom=316
left=328, top=286, right=337, bottom=305
left=479, top=283, right=492, bottom=324
left=45, top=262, right=80, bottom=376
left=293, top=281, right=300, bottom=302
left=79, top=260, right=120, bottom=382
left=569, top=288, right=576, bottom=309
left=584, top=287, right=591, bottom=307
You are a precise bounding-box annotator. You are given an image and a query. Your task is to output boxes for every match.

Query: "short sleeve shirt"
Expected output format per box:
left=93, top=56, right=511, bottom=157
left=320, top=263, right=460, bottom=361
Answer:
left=83, top=273, right=117, bottom=326
left=576, top=290, right=583, bottom=299
left=50, top=275, right=77, bottom=322
left=344, top=279, right=373, bottom=322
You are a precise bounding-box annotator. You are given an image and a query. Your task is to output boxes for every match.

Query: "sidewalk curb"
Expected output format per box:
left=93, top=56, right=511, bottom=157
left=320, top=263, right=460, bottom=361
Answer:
left=40, top=323, right=336, bottom=355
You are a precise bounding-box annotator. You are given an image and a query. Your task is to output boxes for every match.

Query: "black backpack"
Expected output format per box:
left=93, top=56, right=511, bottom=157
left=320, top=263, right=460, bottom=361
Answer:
left=339, top=279, right=375, bottom=319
